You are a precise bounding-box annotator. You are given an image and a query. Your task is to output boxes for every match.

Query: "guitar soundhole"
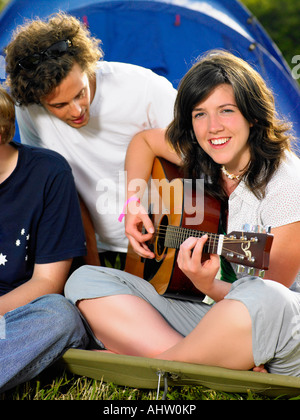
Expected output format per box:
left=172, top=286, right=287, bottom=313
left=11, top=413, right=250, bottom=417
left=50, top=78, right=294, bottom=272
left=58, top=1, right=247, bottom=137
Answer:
left=144, top=215, right=169, bottom=281
left=156, top=215, right=168, bottom=257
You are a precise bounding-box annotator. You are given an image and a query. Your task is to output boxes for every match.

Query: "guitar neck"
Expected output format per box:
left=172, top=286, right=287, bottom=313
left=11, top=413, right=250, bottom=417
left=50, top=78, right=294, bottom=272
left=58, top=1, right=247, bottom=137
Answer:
left=164, top=225, right=223, bottom=255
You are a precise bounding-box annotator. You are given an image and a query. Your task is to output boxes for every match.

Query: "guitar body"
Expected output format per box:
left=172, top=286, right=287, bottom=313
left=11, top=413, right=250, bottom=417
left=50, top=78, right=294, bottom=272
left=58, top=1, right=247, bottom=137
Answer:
left=125, top=157, right=221, bottom=301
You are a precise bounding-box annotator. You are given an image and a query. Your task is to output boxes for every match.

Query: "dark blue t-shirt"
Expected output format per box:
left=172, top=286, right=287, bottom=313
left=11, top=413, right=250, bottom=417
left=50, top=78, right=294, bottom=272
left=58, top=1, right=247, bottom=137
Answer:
left=0, top=142, right=86, bottom=296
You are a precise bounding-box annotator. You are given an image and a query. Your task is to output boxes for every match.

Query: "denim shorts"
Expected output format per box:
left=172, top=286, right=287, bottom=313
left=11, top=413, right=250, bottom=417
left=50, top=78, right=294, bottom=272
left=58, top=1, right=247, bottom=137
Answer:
left=65, top=266, right=300, bottom=377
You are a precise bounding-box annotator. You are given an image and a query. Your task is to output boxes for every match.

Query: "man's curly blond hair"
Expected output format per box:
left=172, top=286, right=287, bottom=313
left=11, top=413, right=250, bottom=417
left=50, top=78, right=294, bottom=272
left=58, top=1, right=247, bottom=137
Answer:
left=5, top=12, right=103, bottom=106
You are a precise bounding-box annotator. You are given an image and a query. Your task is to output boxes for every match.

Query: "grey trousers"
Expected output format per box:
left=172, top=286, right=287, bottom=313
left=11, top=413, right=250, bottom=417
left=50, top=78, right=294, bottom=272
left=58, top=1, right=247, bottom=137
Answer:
left=65, top=266, right=300, bottom=377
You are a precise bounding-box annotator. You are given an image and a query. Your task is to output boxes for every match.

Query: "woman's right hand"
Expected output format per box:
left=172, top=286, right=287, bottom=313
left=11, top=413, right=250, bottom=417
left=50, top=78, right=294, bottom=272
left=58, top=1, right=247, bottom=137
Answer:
left=125, top=203, right=155, bottom=259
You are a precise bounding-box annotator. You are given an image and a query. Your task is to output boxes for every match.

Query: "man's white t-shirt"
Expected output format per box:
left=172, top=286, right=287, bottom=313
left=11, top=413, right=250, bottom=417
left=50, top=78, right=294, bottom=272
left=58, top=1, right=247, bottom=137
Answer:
left=16, top=61, right=177, bottom=253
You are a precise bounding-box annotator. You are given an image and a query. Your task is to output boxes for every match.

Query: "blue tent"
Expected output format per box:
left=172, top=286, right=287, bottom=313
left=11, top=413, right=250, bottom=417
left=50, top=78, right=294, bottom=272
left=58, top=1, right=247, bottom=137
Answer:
left=0, top=0, right=300, bottom=144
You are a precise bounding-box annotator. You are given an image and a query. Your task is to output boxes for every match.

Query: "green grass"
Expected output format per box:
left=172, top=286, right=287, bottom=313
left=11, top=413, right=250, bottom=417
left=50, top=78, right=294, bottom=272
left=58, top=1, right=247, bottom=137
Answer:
left=0, top=371, right=268, bottom=400
left=1, top=368, right=298, bottom=400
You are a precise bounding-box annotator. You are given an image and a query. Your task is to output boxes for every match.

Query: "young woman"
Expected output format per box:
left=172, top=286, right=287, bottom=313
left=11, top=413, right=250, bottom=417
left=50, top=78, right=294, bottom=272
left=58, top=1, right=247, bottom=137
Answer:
left=65, top=50, right=300, bottom=376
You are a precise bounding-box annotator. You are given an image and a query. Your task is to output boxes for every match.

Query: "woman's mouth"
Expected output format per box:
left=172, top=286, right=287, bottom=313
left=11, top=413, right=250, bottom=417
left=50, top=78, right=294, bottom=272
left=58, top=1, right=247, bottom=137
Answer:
left=209, top=137, right=231, bottom=147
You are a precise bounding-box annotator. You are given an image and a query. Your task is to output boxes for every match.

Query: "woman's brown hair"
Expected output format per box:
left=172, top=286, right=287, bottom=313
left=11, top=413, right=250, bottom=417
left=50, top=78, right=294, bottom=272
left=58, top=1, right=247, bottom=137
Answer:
left=166, top=50, right=293, bottom=200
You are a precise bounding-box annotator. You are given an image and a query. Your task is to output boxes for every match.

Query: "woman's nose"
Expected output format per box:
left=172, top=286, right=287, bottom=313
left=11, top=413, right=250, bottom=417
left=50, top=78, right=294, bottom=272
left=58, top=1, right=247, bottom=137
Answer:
left=208, top=114, right=224, bottom=133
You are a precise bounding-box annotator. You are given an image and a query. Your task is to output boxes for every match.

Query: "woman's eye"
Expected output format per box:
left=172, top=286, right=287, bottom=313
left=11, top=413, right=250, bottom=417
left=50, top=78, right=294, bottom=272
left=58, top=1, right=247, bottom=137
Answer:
left=193, top=112, right=205, bottom=119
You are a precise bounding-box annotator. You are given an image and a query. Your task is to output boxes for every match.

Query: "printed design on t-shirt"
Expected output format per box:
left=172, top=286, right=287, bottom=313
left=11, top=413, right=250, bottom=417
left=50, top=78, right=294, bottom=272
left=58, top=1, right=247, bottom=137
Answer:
left=16, top=228, right=30, bottom=262
left=0, top=253, right=7, bottom=266
left=0, top=227, right=30, bottom=268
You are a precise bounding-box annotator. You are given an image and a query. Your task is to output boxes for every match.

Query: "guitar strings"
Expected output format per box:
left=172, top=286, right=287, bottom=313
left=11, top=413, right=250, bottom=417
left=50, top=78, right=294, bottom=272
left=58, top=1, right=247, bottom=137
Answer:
left=148, top=226, right=255, bottom=259
left=151, top=225, right=254, bottom=243
left=151, top=235, right=251, bottom=259
left=150, top=232, right=250, bottom=259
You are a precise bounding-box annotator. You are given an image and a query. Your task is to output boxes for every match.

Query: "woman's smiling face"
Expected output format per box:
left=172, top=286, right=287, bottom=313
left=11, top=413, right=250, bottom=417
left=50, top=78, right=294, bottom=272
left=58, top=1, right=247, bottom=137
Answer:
left=191, top=83, right=252, bottom=173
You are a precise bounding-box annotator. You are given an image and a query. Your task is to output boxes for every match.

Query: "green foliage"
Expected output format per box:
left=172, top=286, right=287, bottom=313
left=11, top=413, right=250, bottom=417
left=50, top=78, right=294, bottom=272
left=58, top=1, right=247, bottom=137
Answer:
left=242, top=0, right=300, bottom=66
left=0, top=0, right=9, bottom=12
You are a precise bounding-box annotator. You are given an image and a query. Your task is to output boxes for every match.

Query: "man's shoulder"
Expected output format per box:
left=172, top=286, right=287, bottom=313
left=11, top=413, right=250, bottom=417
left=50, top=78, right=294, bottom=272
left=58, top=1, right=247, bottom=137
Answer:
left=96, top=60, right=167, bottom=83
left=97, top=60, right=152, bottom=74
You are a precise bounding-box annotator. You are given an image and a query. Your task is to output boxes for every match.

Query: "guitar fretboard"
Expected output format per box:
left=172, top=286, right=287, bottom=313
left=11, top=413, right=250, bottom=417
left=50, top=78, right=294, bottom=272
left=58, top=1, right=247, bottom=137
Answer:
left=164, top=225, right=223, bottom=254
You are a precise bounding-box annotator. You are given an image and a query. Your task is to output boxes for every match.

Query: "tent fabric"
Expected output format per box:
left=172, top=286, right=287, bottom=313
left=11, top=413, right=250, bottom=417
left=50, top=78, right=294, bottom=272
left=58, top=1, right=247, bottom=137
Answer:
left=0, top=0, right=299, bottom=144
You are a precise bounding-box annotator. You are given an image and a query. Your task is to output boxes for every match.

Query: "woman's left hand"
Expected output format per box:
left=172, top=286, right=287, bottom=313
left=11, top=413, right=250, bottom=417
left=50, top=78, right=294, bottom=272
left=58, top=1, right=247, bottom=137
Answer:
left=177, top=235, right=220, bottom=295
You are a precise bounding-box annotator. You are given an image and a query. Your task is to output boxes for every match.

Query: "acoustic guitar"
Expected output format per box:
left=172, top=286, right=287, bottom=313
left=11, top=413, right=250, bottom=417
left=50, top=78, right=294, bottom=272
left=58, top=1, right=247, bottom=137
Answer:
left=125, top=157, right=273, bottom=302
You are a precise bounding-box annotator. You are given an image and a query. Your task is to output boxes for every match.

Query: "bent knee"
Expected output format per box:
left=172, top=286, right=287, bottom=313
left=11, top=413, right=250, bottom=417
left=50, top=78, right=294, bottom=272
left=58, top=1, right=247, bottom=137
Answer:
left=33, top=294, right=80, bottom=323
left=28, top=294, right=87, bottom=345
left=64, top=266, right=91, bottom=302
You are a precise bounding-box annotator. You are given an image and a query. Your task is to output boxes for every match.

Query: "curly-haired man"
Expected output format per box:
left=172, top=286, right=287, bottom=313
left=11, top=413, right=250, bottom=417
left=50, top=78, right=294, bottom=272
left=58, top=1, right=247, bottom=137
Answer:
left=5, top=12, right=177, bottom=268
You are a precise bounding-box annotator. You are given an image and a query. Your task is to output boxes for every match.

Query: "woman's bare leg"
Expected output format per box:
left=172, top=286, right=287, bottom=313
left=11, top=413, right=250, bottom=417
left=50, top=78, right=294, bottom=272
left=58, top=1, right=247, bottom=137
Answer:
left=78, top=294, right=254, bottom=371
left=78, top=295, right=183, bottom=357
left=156, top=299, right=255, bottom=371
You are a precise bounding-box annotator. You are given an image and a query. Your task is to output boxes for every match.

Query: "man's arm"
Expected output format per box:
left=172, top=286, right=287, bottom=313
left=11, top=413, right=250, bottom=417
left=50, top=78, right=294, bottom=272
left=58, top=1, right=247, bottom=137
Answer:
left=0, top=260, right=72, bottom=316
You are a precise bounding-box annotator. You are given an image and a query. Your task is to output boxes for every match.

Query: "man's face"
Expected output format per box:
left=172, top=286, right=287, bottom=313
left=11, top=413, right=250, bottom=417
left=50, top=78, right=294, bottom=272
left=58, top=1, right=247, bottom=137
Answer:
left=41, top=63, right=94, bottom=128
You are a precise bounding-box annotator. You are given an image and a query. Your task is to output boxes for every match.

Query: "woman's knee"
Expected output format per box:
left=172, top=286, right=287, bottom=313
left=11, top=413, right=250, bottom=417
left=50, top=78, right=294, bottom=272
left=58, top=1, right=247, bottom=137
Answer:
left=64, top=265, right=138, bottom=305
left=64, top=265, right=93, bottom=299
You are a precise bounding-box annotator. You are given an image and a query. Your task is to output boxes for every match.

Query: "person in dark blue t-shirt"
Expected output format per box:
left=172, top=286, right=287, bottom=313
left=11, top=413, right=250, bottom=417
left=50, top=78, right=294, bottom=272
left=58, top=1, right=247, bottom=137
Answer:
left=0, top=86, right=88, bottom=393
